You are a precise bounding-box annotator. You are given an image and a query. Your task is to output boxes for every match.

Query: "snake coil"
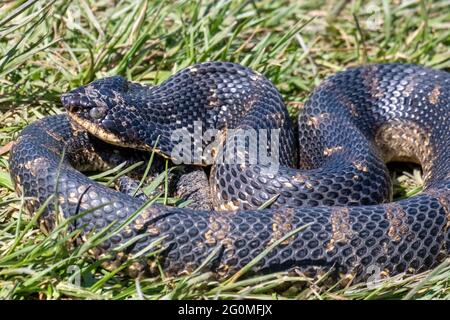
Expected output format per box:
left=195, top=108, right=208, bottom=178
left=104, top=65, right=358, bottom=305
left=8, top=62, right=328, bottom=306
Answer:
left=9, top=62, right=450, bottom=282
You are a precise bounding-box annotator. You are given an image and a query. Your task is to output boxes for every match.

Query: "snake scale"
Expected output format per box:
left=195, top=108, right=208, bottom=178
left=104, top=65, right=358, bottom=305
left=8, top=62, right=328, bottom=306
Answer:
left=9, top=62, right=450, bottom=283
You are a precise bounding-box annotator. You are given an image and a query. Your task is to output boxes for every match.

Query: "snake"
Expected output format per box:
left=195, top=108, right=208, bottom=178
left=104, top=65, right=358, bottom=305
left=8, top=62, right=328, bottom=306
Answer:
left=8, top=61, right=450, bottom=283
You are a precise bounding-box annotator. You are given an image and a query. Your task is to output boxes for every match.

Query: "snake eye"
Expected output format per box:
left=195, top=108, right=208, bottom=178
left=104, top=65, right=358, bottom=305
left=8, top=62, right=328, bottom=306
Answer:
left=89, top=107, right=106, bottom=120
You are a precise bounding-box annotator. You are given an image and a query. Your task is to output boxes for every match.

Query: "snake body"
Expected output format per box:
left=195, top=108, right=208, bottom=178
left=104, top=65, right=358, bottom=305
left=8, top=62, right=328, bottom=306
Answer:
left=9, top=62, right=450, bottom=282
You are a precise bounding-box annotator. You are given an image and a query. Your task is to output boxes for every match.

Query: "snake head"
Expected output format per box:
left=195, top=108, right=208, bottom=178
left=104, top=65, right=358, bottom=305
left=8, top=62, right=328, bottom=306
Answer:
left=62, top=76, right=147, bottom=149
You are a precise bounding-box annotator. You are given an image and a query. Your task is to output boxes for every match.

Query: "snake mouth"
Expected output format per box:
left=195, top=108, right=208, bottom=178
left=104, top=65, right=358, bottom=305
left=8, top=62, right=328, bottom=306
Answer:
left=66, top=111, right=149, bottom=151
left=67, top=111, right=122, bottom=144
left=62, top=91, right=150, bottom=151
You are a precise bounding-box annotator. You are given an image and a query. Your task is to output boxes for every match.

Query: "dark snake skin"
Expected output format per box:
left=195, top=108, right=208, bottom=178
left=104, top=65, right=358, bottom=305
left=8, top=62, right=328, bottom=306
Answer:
left=9, top=62, right=450, bottom=283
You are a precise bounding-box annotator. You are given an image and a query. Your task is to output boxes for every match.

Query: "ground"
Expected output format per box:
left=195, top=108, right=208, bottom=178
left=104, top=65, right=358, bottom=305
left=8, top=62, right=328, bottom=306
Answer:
left=0, top=0, right=450, bottom=299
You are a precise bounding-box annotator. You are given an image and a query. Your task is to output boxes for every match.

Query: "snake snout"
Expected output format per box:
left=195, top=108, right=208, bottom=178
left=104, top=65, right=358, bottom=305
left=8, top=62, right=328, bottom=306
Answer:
left=61, top=91, right=93, bottom=113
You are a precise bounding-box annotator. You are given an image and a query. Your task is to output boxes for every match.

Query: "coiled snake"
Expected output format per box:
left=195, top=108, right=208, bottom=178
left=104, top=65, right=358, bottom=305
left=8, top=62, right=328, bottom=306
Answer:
left=9, top=62, right=450, bottom=283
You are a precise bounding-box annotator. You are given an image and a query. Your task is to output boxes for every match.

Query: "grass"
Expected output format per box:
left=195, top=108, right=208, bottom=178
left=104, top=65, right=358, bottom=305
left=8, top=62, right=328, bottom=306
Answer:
left=1, top=0, right=450, bottom=300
